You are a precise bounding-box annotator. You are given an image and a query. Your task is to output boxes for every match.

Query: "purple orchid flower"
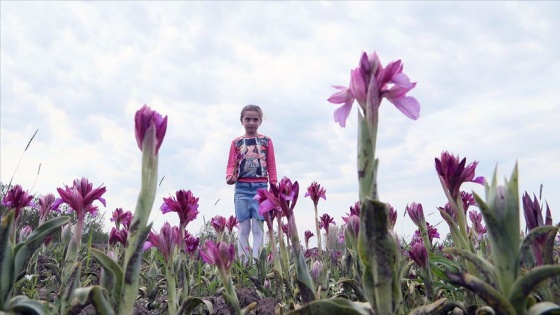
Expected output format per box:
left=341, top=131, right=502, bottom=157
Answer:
left=468, top=210, right=487, bottom=241
left=405, top=202, right=425, bottom=228
left=53, top=178, right=106, bottom=222
left=134, top=104, right=168, bottom=154
left=38, top=193, right=55, bottom=224
left=408, top=238, right=428, bottom=269
left=199, top=240, right=236, bottom=276
left=413, top=222, right=440, bottom=245
left=304, top=230, right=314, bottom=249
left=328, top=51, right=420, bottom=127
left=342, top=201, right=361, bottom=223
left=305, top=181, right=326, bottom=206
left=435, top=151, right=485, bottom=201
left=109, top=227, right=128, bottom=246
left=387, top=202, right=397, bottom=229
left=225, top=215, right=238, bottom=234
left=161, top=189, right=199, bottom=230
left=319, top=213, right=335, bottom=237
left=1, top=184, right=36, bottom=220
left=211, top=215, right=227, bottom=235
left=111, top=208, right=133, bottom=230
left=144, top=222, right=181, bottom=263
left=184, top=231, right=200, bottom=255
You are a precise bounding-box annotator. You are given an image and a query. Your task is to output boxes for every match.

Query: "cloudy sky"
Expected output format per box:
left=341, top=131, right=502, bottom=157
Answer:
left=1, top=1, right=559, bottom=244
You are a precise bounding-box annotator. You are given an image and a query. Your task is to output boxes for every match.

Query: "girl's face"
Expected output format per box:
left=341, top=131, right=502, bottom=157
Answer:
left=241, top=110, right=261, bottom=136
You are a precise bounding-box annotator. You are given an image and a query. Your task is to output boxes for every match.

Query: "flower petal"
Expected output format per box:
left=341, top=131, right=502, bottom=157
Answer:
left=388, top=96, right=420, bottom=120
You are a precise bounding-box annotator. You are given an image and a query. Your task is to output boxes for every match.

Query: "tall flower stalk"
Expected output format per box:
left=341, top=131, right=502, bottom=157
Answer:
left=305, top=181, right=326, bottom=259
left=52, top=177, right=106, bottom=312
left=435, top=151, right=485, bottom=252
left=199, top=240, right=239, bottom=314
left=328, top=50, right=420, bottom=314
left=405, top=202, right=435, bottom=301
left=144, top=222, right=181, bottom=315
left=257, top=177, right=316, bottom=304
left=119, top=105, right=167, bottom=315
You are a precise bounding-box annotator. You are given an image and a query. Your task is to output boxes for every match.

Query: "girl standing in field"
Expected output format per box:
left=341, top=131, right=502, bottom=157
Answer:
left=226, top=105, right=278, bottom=263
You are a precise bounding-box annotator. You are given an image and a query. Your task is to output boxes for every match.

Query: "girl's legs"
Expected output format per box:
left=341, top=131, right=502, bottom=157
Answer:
left=251, top=218, right=264, bottom=260
left=238, top=219, right=251, bottom=263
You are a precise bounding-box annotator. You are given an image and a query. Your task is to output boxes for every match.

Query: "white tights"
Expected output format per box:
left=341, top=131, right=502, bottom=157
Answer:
left=238, top=218, right=264, bottom=264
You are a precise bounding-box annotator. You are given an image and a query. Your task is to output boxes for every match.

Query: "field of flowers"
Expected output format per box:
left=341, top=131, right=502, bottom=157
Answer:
left=1, top=51, right=559, bottom=315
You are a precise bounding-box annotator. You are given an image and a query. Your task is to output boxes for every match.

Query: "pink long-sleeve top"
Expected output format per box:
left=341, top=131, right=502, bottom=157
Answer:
left=226, top=134, right=277, bottom=185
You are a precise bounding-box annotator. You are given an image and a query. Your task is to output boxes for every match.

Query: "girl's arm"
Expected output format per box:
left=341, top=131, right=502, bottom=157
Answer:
left=226, top=141, right=238, bottom=185
left=267, top=139, right=278, bottom=185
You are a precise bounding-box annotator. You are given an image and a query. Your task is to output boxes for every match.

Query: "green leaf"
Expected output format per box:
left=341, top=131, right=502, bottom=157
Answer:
left=177, top=296, right=213, bottom=315
left=527, top=302, right=560, bottom=315
left=446, top=272, right=515, bottom=314
left=509, top=265, right=560, bottom=314
left=336, top=278, right=366, bottom=302
left=222, top=290, right=241, bottom=315
left=442, top=247, right=497, bottom=286
left=288, top=298, right=372, bottom=315
left=13, top=216, right=70, bottom=278
left=519, top=225, right=559, bottom=267
left=72, top=286, right=115, bottom=315
left=90, top=248, right=124, bottom=299
left=408, top=298, right=467, bottom=315
left=0, top=212, right=15, bottom=309
left=8, top=295, right=51, bottom=315
left=357, top=198, right=400, bottom=314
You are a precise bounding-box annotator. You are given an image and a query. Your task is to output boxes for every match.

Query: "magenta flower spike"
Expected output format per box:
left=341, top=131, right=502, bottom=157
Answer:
left=435, top=151, right=485, bottom=202
left=161, top=190, right=200, bottom=230
left=19, top=225, right=33, bottom=242
left=109, top=227, right=128, bottom=246
left=346, top=215, right=360, bottom=240
left=387, top=203, right=397, bottom=229
left=38, top=193, right=55, bottom=224
left=110, top=208, right=133, bottom=229
left=199, top=240, right=236, bottom=276
left=304, top=230, right=314, bottom=249
left=144, top=222, right=181, bottom=263
left=1, top=184, right=36, bottom=220
left=408, top=239, right=428, bottom=269
left=405, top=202, right=425, bottom=228
left=278, top=177, right=300, bottom=217
left=342, top=201, right=361, bottom=223
left=305, top=181, right=326, bottom=206
left=319, top=213, right=335, bottom=236
left=310, top=260, right=324, bottom=287
left=521, top=192, right=553, bottom=266
left=53, top=178, right=106, bottom=222
left=134, top=104, right=168, bottom=154
left=468, top=210, right=487, bottom=241
left=255, top=187, right=280, bottom=217
left=225, top=215, right=238, bottom=234
left=414, top=222, right=440, bottom=245
left=522, top=192, right=552, bottom=231
left=328, top=51, right=421, bottom=128
left=184, top=232, right=200, bottom=255
left=211, top=215, right=227, bottom=235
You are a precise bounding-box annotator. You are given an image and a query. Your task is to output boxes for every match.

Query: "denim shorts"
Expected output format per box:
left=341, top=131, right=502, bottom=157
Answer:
left=234, top=182, right=268, bottom=222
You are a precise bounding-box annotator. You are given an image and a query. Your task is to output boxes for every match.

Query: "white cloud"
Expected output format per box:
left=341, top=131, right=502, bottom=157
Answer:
left=1, top=1, right=558, bottom=245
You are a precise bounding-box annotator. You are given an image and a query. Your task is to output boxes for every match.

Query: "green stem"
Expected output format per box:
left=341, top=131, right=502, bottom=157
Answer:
left=314, top=204, right=322, bottom=260
left=166, top=263, right=177, bottom=315
left=119, top=126, right=159, bottom=315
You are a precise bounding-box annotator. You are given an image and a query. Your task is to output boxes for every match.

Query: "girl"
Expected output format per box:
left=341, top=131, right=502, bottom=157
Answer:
left=225, top=105, right=277, bottom=263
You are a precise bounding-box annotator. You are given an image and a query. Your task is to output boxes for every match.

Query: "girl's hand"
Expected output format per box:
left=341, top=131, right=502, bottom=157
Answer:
left=226, top=175, right=237, bottom=185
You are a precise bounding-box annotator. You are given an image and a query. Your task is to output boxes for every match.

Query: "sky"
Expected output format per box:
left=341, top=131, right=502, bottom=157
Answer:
left=1, top=1, right=559, bottom=246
